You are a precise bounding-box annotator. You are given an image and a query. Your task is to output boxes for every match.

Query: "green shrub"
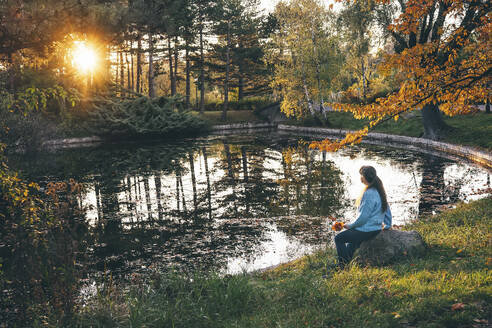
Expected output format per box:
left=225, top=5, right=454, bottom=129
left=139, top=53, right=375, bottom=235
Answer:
left=88, top=96, right=209, bottom=138
left=0, top=109, right=61, bottom=153
left=0, top=157, right=90, bottom=326
left=0, top=86, right=80, bottom=152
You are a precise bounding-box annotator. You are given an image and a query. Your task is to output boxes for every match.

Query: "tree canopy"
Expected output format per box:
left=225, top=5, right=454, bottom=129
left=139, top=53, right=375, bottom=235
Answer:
left=269, top=0, right=342, bottom=118
left=311, top=0, right=491, bottom=151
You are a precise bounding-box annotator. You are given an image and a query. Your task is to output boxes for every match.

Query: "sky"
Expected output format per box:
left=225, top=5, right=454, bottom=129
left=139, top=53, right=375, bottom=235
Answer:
left=259, top=0, right=278, bottom=12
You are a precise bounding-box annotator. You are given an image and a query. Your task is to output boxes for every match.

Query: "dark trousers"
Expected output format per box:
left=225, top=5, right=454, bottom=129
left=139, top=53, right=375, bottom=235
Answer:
left=334, top=229, right=380, bottom=266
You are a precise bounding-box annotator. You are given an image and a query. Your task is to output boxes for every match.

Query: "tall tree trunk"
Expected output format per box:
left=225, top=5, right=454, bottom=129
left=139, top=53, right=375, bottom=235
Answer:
left=136, top=34, right=142, bottom=93
left=115, top=49, right=119, bottom=87
left=104, top=45, right=111, bottom=92
left=199, top=23, right=205, bottom=113
left=221, top=21, right=231, bottom=121
left=168, top=36, right=175, bottom=96
left=486, top=98, right=490, bottom=114
left=185, top=39, right=191, bottom=109
left=311, top=26, right=324, bottom=114
left=421, top=103, right=450, bottom=140
left=119, top=51, right=124, bottom=93
left=295, top=37, right=314, bottom=115
left=148, top=31, right=155, bottom=98
left=126, top=51, right=131, bottom=92
left=130, top=40, right=135, bottom=92
left=238, top=42, right=244, bottom=100
left=301, top=64, right=314, bottom=115
left=174, top=36, right=178, bottom=95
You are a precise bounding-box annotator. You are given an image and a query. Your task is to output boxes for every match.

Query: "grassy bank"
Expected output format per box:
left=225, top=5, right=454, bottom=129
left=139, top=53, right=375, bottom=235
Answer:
left=290, top=111, right=492, bottom=151
left=197, top=109, right=492, bottom=151
left=76, top=198, right=492, bottom=328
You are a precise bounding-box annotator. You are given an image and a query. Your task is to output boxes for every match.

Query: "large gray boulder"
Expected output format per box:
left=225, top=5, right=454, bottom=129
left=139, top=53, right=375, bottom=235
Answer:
left=354, top=230, right=426, bottom=266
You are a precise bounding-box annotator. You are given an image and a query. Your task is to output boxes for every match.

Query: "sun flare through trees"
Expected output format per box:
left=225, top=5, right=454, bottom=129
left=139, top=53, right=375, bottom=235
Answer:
left=71, top=41, right=98, bottom=75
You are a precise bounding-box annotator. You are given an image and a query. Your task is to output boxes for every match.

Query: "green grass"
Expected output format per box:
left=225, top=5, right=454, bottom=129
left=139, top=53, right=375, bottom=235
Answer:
left=75, top=198, right=492, bottom=328
left=286, top=111, right=492, bottom=151
left=443, top=113, right=492, bottom=150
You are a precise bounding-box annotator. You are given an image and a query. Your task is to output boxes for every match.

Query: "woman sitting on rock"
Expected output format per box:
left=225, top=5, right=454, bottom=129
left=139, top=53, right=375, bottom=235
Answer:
left=334, top=165, right=392, bottom=268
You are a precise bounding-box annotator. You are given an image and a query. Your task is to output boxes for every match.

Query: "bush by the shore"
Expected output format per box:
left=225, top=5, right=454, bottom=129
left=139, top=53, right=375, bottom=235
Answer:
left=88, top=96, right=209, bottom=139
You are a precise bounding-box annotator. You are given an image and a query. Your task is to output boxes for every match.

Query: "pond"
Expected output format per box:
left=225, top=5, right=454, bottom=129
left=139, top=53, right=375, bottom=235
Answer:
left=7, top=132, right=491, bottom=280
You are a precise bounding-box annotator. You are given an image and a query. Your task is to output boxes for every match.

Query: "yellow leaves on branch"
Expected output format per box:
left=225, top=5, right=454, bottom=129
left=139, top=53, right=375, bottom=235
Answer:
left=310, top=127, right=368, bottom=152
left=0, top=166, right=41, bottom=226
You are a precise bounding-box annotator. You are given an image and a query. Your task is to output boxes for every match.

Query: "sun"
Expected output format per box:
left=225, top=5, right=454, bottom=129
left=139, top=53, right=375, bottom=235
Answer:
left=72, top=41, right=97, bottom=74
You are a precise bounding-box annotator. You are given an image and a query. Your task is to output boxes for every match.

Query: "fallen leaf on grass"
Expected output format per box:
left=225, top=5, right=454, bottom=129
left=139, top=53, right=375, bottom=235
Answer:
left=473, top=319, right=488, bottom=324
left=451, top=303, right=465, bottom=311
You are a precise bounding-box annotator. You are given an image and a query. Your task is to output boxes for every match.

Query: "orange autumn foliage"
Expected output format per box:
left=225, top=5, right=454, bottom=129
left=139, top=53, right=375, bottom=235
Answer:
left=315, top=0, right=491, bottom=152
left=332, top=221, right=344, bottom=231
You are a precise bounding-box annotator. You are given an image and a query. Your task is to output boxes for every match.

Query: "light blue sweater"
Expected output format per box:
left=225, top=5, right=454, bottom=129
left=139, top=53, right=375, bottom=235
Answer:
left=347, top=188, right=392, bottom=232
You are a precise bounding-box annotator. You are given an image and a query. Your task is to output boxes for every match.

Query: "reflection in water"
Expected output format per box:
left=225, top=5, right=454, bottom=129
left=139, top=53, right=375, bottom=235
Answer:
left=418, top=155, right=449, bottom=215
left=7, top=134, right=491, bottom=280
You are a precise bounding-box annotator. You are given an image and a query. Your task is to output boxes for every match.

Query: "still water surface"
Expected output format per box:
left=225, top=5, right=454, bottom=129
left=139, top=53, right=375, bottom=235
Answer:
left=11, top=132, right=491, bottom=278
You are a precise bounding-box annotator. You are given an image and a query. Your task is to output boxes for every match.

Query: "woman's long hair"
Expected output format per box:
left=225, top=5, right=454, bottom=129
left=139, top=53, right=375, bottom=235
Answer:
left=359, top=166, right=388, bottom=212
